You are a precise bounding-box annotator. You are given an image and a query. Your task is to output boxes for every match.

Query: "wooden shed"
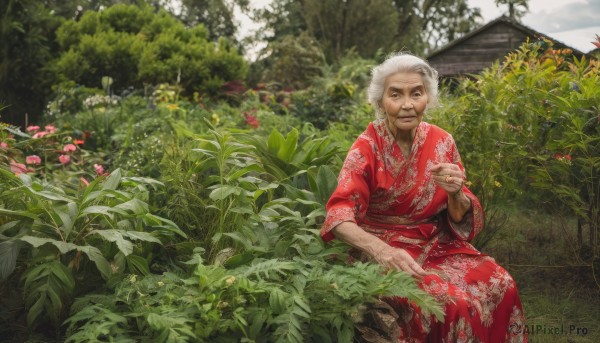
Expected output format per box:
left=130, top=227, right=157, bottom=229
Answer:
left=427, top=15, right=587, bottom=78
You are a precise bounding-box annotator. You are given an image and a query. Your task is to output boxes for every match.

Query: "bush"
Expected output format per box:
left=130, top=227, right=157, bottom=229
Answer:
left=51, top=4, right=247, bottom=97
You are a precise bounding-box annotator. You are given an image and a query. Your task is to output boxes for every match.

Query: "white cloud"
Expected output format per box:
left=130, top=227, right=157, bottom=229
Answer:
left=523, top=0, right=600, bottom=33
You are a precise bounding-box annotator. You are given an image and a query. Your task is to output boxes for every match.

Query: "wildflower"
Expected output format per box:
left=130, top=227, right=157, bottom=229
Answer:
left=0, top=142, right=7, bottom=149
left=80, top=177, right=90, bottom=186
left=225, top=276, right=236, bottom=286
left=25, top=155, right=41, bottom=165
left=211, top=113, right=220, bottom=125
left=44, top=124, right=56, bottom=134
left=74, top=139, right=85, bottom=145
left=129, top=274, right=137, bottom=283
left=10, top=160, right=33, bottom=175
left=59, top=155, right=71, bottom=164
left=157, top=281, right=165, bottom=287
left=26, top=125, right=40, bottom=132
left=554, top=153, right=572, bottom=161
left=93, top=164, right=104, bottom=175
left=494, top=180, right=502, bottom=188
left=32, top=131, right=48, bottom=139
left=63, top=144, right=77, bottom=153
left=166, top=103, right=179, bottom=110
left=244, top=114, right=259, bottom=129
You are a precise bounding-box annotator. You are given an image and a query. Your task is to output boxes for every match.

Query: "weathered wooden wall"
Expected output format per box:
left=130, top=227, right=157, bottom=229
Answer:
left=428, top=21, right=529, bottom=77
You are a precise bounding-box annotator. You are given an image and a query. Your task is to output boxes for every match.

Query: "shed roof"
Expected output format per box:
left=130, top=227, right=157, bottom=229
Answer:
left=426, top=16, right=587, bottom=77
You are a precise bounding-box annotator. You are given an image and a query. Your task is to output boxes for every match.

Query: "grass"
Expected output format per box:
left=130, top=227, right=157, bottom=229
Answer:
left=480, top=207, right=600, bottom=343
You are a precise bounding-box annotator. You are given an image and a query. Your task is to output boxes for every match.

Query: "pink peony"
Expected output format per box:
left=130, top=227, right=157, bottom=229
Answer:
left=32, top=131, right=48, bottom=139
left=26, top=125, right=40, bottom=132
left=93, top=164, right=104, bottom=175
left=25, top=155, right=42, bottom=165
left=0, top=142, right=8, bottom=149
left=59, top=155, right=71, bottom=164
left=63, top=144, right=77, bottom=153
left=10, top=160, right=33, bottom=175
left=44, top=124, right=56, bottom=134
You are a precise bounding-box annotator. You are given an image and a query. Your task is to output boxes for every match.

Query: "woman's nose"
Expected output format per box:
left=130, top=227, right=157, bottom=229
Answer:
left=401, top=99, right=413, bottom=109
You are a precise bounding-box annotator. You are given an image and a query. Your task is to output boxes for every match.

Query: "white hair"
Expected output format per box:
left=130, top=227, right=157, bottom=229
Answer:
left=367, top=53, right=439, bottom=117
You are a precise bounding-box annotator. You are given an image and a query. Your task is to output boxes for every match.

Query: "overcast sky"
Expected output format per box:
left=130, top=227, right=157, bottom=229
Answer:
left=238, top=0, right=600, bottom=57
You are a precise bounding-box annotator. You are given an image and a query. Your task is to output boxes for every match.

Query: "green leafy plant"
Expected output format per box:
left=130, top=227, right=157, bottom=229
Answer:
left=0, top=168, right=185, bottom=329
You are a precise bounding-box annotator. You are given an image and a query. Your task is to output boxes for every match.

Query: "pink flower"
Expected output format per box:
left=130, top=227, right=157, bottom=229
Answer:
left=32, top=131, right=48, bottom=139
left=553, top=153, right=572, bottom=163
left=10, top=160, right=33, bottom=175
left=0, top=142, right=8, bottom=149
left=63, top=144, right=77, bottom=153
left=59, top=155, right=71, bottom=164
left=26, top=125, right=40, bottom=132
left=80, top=177, right=90, bottom=186
left=44, top=124, right=56, bottom=134
left=25, top=155, right=42, bottom=165
left=93, top=164, right=104, bottom=175
left=244, top=114, right=259, bottom=129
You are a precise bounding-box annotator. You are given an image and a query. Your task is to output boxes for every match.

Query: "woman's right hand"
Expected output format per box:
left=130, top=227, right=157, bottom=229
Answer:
left=373, top=246, right=430, bottom=278
left=332, top=222, right=430, bottom=278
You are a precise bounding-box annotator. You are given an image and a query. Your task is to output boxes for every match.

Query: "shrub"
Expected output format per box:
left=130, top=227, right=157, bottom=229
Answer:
left=51, top=4, right=247, bottom=97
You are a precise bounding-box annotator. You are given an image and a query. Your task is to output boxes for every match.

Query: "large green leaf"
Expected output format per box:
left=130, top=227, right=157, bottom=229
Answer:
left=308, top=165, right=338, bottom=206
left=121, top=231, right=162, bottom=244
left=20, top=236, right=79, bottom=254
left=278, top=128, right=299, bottom=162
left=267, top=128, right=285, bottom=156
left=114, top=198, right=149, bottom=215
left=0, top=208, right=38, bottom=220
left=0, top=240, right=23, bottom=280
left=103, top=169, right=122, bottom=191
left=77, top=245, right=111, bottom=279
left=126, top=254, right=150, bottom=275
left=80, top=205, right=115, bottom=218
left=209, top=185, right=242, bottom=201
left=91, top=230, right=134, bottom=256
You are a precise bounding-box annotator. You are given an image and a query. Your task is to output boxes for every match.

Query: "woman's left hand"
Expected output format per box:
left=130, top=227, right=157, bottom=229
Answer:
left=430, top=163, right=463, bottom=195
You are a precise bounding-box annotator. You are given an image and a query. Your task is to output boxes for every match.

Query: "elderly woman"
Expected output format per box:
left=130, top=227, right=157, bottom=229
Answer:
left=321, top=53, right=527, bottom=342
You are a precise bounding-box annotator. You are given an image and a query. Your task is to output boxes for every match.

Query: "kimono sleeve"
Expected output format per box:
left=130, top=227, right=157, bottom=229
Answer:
left=445, top=137, right=484, bottom=242
left=320, top=139, right=373, bottom=242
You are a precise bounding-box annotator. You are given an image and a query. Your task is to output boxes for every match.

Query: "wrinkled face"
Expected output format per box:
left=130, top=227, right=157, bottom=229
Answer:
left=379, top=72, right=428, bottom=136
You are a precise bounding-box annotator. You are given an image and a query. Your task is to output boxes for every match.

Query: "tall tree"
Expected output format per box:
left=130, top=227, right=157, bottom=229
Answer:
left=418, top=0, right=482, bottom=52
left=175, top=0, right=249, bottom=41
left=255, top=0, right=398, bottom=62
left=494, top=0, right=529, bottom=21
left=0, top=0, right=60, bottom=127
left=254, top=0, right=482, bottom=61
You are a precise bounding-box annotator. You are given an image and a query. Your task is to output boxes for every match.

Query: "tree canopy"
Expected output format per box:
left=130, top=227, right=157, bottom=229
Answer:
left=51, top=4, right=247, bottom=95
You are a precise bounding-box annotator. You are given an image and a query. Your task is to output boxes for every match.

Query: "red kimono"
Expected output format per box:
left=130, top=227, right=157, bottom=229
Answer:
left=321, top=120, right=527, bottom=343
